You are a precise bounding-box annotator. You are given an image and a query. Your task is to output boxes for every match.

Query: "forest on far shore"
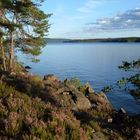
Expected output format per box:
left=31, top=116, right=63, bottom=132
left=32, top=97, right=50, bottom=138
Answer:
left=63, top=37, right=140, bottom=43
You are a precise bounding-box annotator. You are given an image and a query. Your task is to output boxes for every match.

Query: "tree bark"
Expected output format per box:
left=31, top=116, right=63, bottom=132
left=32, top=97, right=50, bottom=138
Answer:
left=0, top=38, right=7, bottom=71
left=9, top=32, right=14, bottom=72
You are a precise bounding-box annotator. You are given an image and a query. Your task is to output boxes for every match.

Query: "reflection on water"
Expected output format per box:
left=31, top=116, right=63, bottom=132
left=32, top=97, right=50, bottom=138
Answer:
left=18, top=42, right=140, bottom=114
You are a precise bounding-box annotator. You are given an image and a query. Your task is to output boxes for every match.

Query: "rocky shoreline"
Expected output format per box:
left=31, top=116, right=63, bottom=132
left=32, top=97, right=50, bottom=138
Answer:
left=0, top=71, right=139, bottom=140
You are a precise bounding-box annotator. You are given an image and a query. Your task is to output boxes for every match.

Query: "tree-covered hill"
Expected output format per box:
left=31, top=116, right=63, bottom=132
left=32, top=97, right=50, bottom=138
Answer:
left=64, top=37, right=140, bottom=43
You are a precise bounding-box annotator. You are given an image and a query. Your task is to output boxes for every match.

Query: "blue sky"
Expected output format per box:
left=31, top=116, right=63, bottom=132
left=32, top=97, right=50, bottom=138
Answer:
left=41, top=0, right=140, bottom=39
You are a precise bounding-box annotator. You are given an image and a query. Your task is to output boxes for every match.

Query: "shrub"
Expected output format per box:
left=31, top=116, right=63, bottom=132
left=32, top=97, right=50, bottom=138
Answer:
left=0, top=83, right=88, bottom=139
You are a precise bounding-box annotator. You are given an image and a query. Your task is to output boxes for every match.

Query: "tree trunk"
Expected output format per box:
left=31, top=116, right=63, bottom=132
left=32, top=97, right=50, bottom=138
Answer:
left=0, top=38, right=7, bottom=71
left=9, top=32, right=14, bottom=72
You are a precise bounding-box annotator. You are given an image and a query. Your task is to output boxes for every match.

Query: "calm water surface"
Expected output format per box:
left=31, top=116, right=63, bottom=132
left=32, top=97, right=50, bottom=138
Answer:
left=18, top=42, right=140, bottom=114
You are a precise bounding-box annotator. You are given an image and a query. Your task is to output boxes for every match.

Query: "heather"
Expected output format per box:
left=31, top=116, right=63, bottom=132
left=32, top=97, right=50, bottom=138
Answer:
left=0, top=72, right=139, bottom=140
left=0, top=83, right=86, bottom=139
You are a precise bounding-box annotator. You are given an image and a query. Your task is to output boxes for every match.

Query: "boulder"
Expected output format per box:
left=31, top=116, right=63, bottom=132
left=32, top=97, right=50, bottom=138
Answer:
left=41, top=77, right=92, bottom=110
left=78, top=82, right=94, bottom=95
left=96, top=92, right=109, bottom=106
left=76, top=94, right=91, bottom=110
left=85, top=83, right=94, bottom=94
left=48, top=84, right=92, bottom=110
left=107, top=118, right=113, bottom=123
left=43, top=74, right=60, bottom=82
left=65, top=85, right=91, bottom=110
left=43, top=74, right=61, bottom=89
left=119, top=108, right=126, bottom=114
left=43, top=76, right=111, bottom=111
left=25, top=66, right=31, bottom=69
left=88, top=92, right=112, bottom=111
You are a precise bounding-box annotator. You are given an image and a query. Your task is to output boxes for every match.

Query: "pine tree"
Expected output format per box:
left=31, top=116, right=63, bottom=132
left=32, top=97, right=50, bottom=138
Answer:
left=0, top=0, right=51, bottom=72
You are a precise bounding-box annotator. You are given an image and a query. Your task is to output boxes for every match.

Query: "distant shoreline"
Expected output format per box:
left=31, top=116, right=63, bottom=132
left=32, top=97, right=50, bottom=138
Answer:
left=63, top=37, right=140, bottom=43
left=45, top=37, right=140, bottom=43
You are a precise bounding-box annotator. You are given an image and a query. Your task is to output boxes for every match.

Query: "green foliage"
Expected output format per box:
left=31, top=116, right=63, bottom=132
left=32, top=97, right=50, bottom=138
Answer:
left=89, top=121, right=101, bottom=132
left=6, top=74, right=44, bottom=97
left=81, top=120, right=101, bottom=140
left=65, top=123, right=81, bottom=140
left=31, top=58, right=40, bottom=63
left=118, top=59, right=140, bottom=71
left=0, top=83, right=87, bottom=139
left=118, top=59, right=140, bottom=99
left=0, top=0, right=51, bottom=72
left=102, top=86, right=113, bottom=93
left=65, top=77, right=82, bottom=89
left=117, top=77, right=126, bottom=86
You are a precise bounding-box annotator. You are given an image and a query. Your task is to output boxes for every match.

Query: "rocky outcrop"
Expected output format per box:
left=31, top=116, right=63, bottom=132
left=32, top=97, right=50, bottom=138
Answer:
left=85, top=88, right=112, bottom=112
left=0, top=72, right=112, bottom=113
left=43, top=74, right=60, bottom=82
left=43, top=75, right=92, bottom=110
left=41, top=75, right=113, bottom=113
left=0, top=72, right=139, bottom=140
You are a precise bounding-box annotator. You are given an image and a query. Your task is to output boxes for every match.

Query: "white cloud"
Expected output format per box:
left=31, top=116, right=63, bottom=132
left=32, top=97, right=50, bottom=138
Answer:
left=85, top=8, right=140, bottom=32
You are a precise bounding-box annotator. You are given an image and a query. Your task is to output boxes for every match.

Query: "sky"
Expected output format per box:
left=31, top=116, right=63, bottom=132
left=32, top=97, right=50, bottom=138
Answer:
left=41, top=0, right=140, bottom=39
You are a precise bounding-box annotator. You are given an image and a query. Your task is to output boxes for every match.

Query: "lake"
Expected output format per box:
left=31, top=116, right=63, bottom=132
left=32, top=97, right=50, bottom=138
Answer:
left=18, top=42, right=140, bottom=114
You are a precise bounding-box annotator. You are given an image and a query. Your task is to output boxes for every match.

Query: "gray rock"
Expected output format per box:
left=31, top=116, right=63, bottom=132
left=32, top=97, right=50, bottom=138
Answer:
left=85, top=83, right=94, bottom=93
left=25, top=66, right=31, bottom=69
left=62, top=92, right=69, bottom=95
left=119, top=108, right=126, bottom=114
left=88, top=92, right=112, bottom=111
left=76, top=95, right=91, bottom=110
left=43, top=74, right=60, bottom=82
left=107, top=118, right=113, bottom=123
